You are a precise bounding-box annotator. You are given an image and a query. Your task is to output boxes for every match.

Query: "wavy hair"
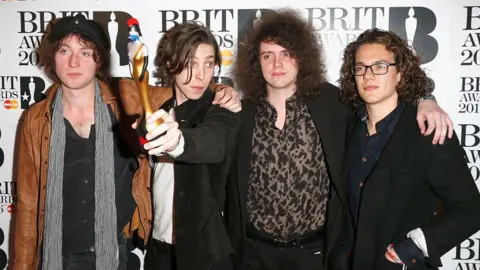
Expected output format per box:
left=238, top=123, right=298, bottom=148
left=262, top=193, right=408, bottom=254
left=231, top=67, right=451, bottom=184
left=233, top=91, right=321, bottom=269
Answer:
left=233, top=8, right=327, bottom=102
left=338, top=28, right=431, bottom=109
left=42, top=33, right=111, bottom=84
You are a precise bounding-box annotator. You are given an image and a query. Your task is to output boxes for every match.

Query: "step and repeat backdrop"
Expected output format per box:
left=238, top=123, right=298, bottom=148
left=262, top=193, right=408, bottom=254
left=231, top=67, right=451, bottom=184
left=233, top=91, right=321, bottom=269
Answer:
left=0, top=0, right=479, bottom=269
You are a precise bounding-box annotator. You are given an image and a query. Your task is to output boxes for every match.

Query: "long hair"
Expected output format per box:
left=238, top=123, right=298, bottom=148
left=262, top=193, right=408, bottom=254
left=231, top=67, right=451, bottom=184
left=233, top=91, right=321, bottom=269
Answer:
left=233, top=8, right=328, bottom=102
left=41, top=33, right=111, bottom=84
left=338, top=28, right=431, bottom=109
left=153, top=22, right=221, bottom=87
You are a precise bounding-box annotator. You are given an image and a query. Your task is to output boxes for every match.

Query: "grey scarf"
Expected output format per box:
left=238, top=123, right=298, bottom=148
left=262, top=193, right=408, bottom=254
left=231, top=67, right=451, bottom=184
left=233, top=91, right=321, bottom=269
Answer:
left=42, top=80, right=118, bottom=270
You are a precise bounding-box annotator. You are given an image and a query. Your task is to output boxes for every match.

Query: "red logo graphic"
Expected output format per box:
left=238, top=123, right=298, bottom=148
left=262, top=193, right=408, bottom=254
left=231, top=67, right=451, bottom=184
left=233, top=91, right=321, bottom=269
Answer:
left=4, top=100, right=19, bottom=109
left=7, top=203, right=15, bottom=214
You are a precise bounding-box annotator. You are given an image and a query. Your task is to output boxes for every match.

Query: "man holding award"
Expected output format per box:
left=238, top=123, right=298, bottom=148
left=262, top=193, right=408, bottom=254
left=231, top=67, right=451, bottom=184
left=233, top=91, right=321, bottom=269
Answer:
left=13, top=14, right=241, bottom=270
left=120, top=20, right=241, bottom=270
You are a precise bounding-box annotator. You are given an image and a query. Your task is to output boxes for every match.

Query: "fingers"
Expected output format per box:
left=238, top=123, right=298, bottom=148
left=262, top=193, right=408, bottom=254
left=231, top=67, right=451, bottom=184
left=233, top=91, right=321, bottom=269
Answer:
left=145, top=127, right=181, bottom=155
left=131, top=121, right=138, bottom=129
left=445, top=114, right=454, bottom=139
left=145, top=121, right=178, bottom=142
left=423, top=114, right=436, bottom=137
left=146, top=109, right=169, bottom=125
left=217, top=89, right=234, bottom=105
left=416, top=115, right=426, bottom=134
left=219, top=95, right=242, bottom=112
left=212, top=88, right=227, bottom=104
left=384, top=252, right=395, bottom=263
left=214, top=87, right=242, bottom=112
left=437, top=114, right=449, bottom=145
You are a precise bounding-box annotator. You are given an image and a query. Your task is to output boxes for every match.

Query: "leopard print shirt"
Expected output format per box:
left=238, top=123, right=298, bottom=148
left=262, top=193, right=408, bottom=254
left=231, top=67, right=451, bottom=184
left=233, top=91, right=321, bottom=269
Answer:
left=247, top=95, right=330, bottom=240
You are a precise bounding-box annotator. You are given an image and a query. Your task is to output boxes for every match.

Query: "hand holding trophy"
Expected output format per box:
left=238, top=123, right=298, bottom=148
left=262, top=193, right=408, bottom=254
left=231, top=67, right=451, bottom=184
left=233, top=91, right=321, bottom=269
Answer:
left=127, top=18, right=164, bottom=149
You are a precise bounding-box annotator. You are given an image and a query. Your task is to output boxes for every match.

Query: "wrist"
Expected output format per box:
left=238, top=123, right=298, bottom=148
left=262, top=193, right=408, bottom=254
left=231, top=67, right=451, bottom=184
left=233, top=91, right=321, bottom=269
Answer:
left=416, top=94, right=436, bottom=106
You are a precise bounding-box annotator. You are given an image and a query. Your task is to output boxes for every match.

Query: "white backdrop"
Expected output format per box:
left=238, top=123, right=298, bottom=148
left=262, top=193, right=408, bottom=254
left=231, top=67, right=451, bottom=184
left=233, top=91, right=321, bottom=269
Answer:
left=0, top=0, right=479, bottom=269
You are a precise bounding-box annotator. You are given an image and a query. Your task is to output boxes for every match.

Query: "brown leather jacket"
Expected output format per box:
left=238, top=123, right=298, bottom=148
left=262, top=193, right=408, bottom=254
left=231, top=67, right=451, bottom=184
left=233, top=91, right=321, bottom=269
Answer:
left=13, top=80, right=158, bottom=270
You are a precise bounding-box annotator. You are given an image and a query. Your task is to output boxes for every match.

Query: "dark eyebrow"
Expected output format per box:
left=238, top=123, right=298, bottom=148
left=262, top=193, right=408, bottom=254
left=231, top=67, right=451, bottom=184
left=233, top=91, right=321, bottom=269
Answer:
left=355, top=60, right=391, bottom=65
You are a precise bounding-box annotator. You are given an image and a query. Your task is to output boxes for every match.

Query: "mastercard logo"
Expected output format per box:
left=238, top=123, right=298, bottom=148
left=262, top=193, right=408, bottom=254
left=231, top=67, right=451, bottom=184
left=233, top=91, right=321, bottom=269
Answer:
left=221, top=50, right=233, bottom=67
left=7, top=203, right=15, bottom=214
left=4, top=99, right=19, bottom=109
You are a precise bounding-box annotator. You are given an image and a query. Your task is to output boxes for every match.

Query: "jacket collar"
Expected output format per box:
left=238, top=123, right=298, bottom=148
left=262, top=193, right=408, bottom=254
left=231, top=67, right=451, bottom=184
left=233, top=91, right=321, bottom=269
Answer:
left=33, top=79, right=115, bottom=120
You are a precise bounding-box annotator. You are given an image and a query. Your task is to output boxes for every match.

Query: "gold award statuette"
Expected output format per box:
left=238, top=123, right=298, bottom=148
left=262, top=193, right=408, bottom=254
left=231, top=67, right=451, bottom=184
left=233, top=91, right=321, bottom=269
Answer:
left=132, top=45, right=164, bottom=146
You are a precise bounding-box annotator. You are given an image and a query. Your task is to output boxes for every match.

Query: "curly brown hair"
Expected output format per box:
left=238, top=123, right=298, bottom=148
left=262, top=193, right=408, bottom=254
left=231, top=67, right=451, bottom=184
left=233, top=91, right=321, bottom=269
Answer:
left=41, top=33, right=111, bottom=84
left=338, top=28, right=431, bottom=109
left=153, top=22, right=221, bottom=87
left=233, top=8, right=327, bottom=102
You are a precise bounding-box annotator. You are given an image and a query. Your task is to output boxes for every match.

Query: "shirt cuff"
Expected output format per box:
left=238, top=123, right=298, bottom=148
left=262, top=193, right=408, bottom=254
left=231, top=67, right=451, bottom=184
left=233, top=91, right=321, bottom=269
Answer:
left=394, top=238, right=425, bottom=268
left=407, top=228, right=429, bottom=257
left=166, top=133, right=185, bottom=158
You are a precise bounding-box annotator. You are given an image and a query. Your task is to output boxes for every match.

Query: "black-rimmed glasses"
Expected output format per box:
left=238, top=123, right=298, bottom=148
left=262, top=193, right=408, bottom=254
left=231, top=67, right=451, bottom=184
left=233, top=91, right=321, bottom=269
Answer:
left=352, top=63, right=397, bottom=76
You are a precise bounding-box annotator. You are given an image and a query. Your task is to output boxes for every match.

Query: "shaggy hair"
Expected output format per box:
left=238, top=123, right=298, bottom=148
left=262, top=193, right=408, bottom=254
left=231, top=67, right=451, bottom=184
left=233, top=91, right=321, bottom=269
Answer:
left=233, top=8, right=328, bottom=102
left=339, top=28, right=431, bottom=109
left=42, top=33, right=111, bottom=84
left=153, top=22, right=221, bottom=87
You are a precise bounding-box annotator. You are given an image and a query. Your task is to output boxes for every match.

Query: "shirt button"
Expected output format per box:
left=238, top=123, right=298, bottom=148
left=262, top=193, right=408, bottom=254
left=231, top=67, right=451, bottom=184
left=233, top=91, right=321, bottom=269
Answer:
left=361, top=157, right=367, bottom=162
left=82, top=200, right=86, bottom=204
left=85, top=180, right=88, bottom=183
left=83, top=220, right=86, bottom=223
left=359, top=182, right=364, bottom=187
left=412, top=259, right=416, bottom=263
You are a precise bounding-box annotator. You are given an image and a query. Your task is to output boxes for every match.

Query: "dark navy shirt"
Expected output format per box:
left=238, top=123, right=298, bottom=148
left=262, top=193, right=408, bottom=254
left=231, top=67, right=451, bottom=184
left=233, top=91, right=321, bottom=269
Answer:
left=347, top=101, right=405, bottom=225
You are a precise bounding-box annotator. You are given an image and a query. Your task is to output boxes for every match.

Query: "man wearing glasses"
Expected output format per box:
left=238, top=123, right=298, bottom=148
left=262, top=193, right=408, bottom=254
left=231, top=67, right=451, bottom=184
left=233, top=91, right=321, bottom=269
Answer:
left=338, top=28, right=480, bottom=270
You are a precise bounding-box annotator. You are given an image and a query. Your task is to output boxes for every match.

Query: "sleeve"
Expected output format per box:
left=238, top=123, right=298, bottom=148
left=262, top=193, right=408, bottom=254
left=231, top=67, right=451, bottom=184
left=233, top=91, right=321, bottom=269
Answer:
left=394, top=238, right=426, bottom=267
left=420, top=132, right=480, bottom=267
left=174, top=105, right=241, bottom=164
left=13, top=112, right=40, bottom=270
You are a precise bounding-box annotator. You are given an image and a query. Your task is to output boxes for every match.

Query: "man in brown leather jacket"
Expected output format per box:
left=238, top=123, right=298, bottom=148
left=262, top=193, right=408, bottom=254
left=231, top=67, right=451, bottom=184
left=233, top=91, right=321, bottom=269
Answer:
left=14, top=15, right=240, bottom=270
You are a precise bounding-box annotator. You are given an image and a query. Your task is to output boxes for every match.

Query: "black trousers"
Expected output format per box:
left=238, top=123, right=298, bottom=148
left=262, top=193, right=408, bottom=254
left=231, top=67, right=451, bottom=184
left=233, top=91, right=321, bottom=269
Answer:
left=60, top=233, right=128, bottom=270
left=243, top=237, right=325, bottom=270
left=144, top=238, right=233, bottom=270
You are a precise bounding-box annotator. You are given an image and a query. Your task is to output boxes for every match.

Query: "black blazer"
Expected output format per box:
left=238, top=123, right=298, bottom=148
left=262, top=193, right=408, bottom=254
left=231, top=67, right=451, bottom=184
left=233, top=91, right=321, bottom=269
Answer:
left=167, top=90, right=241, bottom=270
left=344, top=103, right=480, bottom=270
left=225, top=83, right=351, bottom=270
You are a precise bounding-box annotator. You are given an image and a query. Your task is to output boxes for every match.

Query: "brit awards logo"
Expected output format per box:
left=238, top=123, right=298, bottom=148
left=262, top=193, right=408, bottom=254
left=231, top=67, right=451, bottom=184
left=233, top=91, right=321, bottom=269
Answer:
left=237, top=9, right=274, bottom=48
left=458, top=6, right=480, bottom=115
left=388, top=7, right=438, bottom=64
left=17, top=10, right=134, bottom=78
left=0, top=228, right=7, bottom=270
left=0, top=75, right=46, bottom=110
left=19, top=76, right=46, bottom=109
left=92, top=11, right=133, bottom=77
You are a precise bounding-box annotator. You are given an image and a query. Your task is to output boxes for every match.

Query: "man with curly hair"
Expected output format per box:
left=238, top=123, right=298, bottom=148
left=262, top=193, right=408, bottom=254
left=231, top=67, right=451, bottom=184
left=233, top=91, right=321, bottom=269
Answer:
left=338, top=28, right=480, bottom=270
left=226, top=8, right=455, bottom=270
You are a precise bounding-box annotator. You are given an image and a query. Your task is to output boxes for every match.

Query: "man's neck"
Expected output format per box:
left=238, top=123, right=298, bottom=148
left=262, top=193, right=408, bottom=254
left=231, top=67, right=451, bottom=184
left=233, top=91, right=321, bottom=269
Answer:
left=62, top=82, right=95, bottom=111
left=365, top=97, right=398, bottom=135
left=266, top=84, right=296, bottom=130
left=266, top=85, right=296, bottom=109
